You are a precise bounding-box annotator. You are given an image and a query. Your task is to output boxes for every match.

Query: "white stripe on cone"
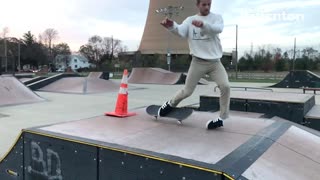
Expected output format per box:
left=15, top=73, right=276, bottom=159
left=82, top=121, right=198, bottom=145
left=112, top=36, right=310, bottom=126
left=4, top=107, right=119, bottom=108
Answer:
left=118, top=87, right=128, bottom=94
left=105, top=69, right=136, bottom=117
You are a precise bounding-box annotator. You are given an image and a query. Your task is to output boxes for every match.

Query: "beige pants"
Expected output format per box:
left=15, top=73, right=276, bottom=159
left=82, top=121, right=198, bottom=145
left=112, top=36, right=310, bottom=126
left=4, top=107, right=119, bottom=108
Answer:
left=169, top=56, right=230, bottom=119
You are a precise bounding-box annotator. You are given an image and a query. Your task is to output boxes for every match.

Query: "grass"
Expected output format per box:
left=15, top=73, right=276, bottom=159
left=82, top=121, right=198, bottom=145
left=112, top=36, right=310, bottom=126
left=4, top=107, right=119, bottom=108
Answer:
left=229, top=78, right=281, bottom=83
left=38, top=72, right=283, bottom=83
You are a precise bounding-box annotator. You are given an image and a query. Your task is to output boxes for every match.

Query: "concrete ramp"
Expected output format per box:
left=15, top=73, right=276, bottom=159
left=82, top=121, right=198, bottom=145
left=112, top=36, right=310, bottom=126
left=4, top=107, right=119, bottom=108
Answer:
left=1, top=108, right=320, bottom=179
left=88, top=72, right=103, bottom=78
left=88, top=72, right=110, bottom=80
left=0, top=75, right=44, bottom=107
left=128, top=68, right=183, bottom=84
left=39, top=77, right=120, bottom=94
left=85, top=78, right=120, bottom=93
left=271, top=70, right=320, bottom=88
left=19, top=76, right=46, bottom=85
left=128, top=68, right=208, bottom=85
left=19, top=78, right=34, bottom=83
left=27, top=73, right=80, bottom=90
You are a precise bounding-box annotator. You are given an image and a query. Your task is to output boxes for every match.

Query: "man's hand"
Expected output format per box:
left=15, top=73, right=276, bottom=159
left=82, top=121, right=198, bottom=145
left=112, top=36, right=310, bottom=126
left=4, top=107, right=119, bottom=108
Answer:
left=192, top=20, right=204, bottom=28
left=160, top=18, right=174, bottom=28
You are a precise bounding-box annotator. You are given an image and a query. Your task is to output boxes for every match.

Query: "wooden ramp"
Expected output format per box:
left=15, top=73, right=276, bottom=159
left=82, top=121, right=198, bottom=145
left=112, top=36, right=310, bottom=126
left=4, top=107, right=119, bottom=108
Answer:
left=305, top=105, right=320, bottom=131
left=200, top=91, right=315, bottom=128
left=1, top=108, right=320, bottom=180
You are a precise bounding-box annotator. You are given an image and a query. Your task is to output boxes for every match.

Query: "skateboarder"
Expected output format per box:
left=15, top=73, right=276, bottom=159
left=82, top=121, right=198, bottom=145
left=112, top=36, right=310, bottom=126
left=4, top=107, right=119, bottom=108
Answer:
left=158, top=0, right=230, bottom=129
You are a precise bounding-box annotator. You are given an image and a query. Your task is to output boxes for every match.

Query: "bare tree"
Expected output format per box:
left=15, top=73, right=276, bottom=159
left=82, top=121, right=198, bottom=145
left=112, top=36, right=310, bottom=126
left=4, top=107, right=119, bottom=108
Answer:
left=80, top=35, right=126, bottom=67
left=273, top=47, right=282, bottom=61
left=88, top=35, right=103, bottom=61
left=38, top=34, right=43, bottom=44
left=41, top=28, right=58, bottom=63
left=302, top=47, right=318, bottom=59
left=119, top=45, right=128, bottom=53
left=287, top=49, right=295, bottom=59
left=102, top=36, right=122, bottom=59
left=42, top=28, right=58, bottom=49
left=1, top=27, right=9, bottom=38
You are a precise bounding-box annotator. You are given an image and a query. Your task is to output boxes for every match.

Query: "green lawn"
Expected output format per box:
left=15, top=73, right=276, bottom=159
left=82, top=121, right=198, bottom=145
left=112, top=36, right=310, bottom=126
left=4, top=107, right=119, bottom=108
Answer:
left=229, top=78, right=281, bottom=83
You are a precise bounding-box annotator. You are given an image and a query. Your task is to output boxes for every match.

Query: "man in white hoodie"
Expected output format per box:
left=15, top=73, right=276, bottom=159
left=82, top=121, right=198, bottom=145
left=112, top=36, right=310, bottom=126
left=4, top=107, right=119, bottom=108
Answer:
left=158, top=0, right=230, bottom=129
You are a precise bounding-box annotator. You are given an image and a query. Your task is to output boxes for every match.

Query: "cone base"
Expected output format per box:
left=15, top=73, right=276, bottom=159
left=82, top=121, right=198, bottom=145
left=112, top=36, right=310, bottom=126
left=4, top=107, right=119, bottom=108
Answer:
left=105, top=112, right=136, bottom=118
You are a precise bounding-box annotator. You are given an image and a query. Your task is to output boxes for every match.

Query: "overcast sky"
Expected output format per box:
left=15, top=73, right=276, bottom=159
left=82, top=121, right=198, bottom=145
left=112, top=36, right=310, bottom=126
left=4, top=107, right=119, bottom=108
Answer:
left=1, top=0, right=319, bottom=53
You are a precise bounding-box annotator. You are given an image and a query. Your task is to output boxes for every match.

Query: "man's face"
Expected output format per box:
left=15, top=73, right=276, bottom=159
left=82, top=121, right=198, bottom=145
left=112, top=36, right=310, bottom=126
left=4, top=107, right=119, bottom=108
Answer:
left=197, top=0, right=211, bottom=16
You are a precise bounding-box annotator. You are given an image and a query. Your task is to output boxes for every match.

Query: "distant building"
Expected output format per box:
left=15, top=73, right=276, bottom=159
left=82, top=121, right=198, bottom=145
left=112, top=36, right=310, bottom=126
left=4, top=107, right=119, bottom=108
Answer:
left=55, top=54, right=94, bottom=71
left=68, top=55, right=92, bottom=70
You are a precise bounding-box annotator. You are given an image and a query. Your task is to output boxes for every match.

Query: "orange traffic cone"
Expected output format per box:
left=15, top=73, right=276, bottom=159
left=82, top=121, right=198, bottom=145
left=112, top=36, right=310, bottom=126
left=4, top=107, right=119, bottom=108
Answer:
left=105, top=69, right=136, bottom=117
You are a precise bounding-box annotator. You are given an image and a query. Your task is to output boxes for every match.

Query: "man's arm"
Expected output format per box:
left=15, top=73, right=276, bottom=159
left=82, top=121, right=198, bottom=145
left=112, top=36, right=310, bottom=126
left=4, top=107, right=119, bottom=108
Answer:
left=161, top=17, right=189, bottom=38
left=192, top=15, right=224, bottom=35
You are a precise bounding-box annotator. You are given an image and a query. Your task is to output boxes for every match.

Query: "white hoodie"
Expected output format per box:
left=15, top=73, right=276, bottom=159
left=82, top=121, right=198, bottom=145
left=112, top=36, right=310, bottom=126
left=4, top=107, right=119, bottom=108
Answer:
left=169, top=13, right=224, bottom=61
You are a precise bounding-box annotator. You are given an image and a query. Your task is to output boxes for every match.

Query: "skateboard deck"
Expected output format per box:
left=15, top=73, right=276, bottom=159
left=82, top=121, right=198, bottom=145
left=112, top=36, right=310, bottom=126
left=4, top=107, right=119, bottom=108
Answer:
left=146, top=105, right=193, bottom=124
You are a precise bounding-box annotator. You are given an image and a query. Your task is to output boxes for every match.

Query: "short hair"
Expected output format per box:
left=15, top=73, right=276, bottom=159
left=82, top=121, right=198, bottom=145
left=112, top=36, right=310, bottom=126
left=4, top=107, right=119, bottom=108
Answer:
left=197, top=0, right=211, bottom=5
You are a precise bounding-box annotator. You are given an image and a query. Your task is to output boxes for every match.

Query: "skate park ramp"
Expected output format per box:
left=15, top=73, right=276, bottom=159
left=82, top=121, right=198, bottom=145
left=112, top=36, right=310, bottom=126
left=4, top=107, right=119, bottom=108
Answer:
left=19, top=77, right=36, bottom=83
left=128, top=68, right=208, bottom=85
left=19, top=76, right=46, bottom=85
left=87, top=72, right=103, bottom=78
left=38, top=77, right=121, bottom=94
left=304, top=105, right=320, bottom=129
left=0, top=75, right=44, bottom=107
left=1, top=108, right=320, bottom=180
left=87, top=71, right=110, bottom=80
left=271, top=70, right=320, bottom=88
left=200, top=90, right=318, bottom=129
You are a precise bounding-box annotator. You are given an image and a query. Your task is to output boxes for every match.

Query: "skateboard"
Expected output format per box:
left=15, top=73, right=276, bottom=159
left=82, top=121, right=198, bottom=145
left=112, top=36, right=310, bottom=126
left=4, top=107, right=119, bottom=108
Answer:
left=146, top=105, right=193, bottom=124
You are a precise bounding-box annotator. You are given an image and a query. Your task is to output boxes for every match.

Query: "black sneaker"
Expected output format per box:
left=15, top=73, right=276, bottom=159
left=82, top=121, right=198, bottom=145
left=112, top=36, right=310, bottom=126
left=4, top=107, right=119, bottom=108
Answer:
left=206, top=118, right=223, bottom=129
left=158, top=101, right=173, bottom=117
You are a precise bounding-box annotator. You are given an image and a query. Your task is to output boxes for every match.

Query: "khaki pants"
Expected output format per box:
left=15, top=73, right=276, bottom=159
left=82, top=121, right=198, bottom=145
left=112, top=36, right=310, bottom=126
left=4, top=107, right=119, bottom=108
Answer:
left=169, top=56, right=230, bottom=119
